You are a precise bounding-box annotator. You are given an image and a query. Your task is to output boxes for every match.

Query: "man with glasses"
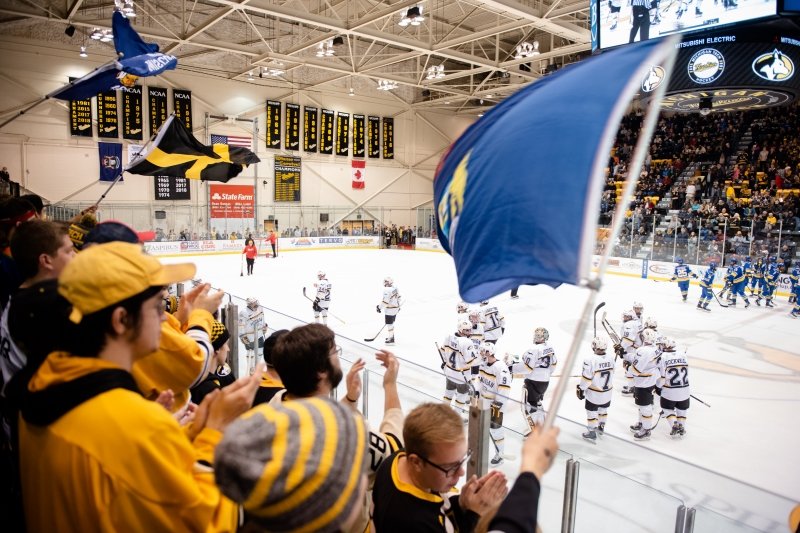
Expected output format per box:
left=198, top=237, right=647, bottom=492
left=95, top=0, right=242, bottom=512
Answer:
left=372, top=402, right=507, bottom=532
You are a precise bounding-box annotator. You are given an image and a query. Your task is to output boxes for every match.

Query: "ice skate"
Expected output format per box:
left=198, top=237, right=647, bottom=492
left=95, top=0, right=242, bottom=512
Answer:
left=490, top=453, right=505, bottom=465
left=633, top=428, right=651, bottom=440
left=695, top=8, right=703, bottom=15
left=621, top=386, right=634, bottom=395
left=677, top=423, right=686, bottom=436
left=766, top=300, right=775, bottom=308
left=755, top=297, right=762, bottom=306
left=597, top=422, right=605, bottom=435
left=629, top=422, right=642, bottom=433
left=670, top=423, right=682, bottom=438
left=744, top=299, right=751, bottom=309
left=582, top=429, right=597, bottom=443
left=385, top=336, right=395, bottom=345
left=791, top=311, right=799, bottom=319
left=610, top=21, right=618, bottom=30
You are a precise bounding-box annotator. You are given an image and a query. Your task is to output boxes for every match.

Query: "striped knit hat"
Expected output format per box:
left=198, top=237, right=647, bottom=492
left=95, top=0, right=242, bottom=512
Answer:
left=214, top=397, right=368, bottom=533
left=210, top=320, right=230, bottom=351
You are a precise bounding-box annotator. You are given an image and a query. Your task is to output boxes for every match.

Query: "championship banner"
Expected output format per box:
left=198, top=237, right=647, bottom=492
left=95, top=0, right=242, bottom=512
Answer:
left=303, top=106, right=318, bottom=152
left=122, top=85, right=143, bottom=140
left=209, top=183, right=255, bottom=218
left=274, top=155, right=301, bottom=202
left=266, top=100, right=282, bottom=149
left=368, top=115, right=380, bottom=158
left=320, top=109, right=334, bottom=154
left=382, top=116, right=394, bottom=159
left=148, top=86, right=168, bottom=136
left=153, top=175, right=190, bottom=200
left=68, top=77, right=92, bottom=137
left=285, top=103, right=300, bottom=151
left=173, top=89, right=192, bottom=130
left=335, top=112, right=350, bottom=156
left=353, top=114, right=365, bottom=158
left=96, top=90, right=119, bottom=138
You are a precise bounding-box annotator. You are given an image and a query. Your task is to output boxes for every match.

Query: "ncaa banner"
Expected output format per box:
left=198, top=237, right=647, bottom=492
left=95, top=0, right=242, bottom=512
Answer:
left=96, top=90, right=119, bottom=138
left=353, top=114, right=365, bottom=157
left=148, top=86, right=168, bottom=135
left=98, top=142, right=123, bottom=182
left=173, top=89, right=192, bottom=130
left=209, top=184, right=255, bottom=218
left=69, top=77, right=92, bottom=137
left=285, top=103, right=300, bottom=150
left=382, top=117, right=394, bottom=159
left=368, top=116, right=380, bottom=158
left=266, top=100, right=282, bottom=149
left=320, top=109, right=334, bottom=154
left=335, top=112, right=350, bottom=156
left=303, top=106, right=318, bottom=152
left=122, top=85, right=143, bottom=140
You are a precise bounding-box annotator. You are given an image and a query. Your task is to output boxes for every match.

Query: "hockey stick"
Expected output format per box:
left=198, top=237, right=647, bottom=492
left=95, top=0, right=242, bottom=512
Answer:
left=690, top=394, right=710, bottom=407
left=600, top=312, right=622, bottom=345
left=240, top=254, right=244, bottom=277
left=650, top=409, right=665, bottom=431
left=593, top=302, right=606, bottom=338
left=302, top=287, right=346, bottom=324
left=363, top=307, right=401, bottom=342
left=711, top=289, right=729, bottom=308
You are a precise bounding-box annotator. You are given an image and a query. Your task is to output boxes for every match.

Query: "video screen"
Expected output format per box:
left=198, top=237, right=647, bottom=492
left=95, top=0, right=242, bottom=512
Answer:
left=597, top=0, right=777, bottom=49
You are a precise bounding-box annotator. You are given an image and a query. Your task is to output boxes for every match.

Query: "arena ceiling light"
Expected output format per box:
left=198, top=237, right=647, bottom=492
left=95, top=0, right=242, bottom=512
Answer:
left=399, top=6, right=425, bottom=27
left=377, top=79, right=399, bottom=91
left=114, top=0, right=136, bottom=18
left=514, top=41, right=540, bottom=59
left=90, top=28, right=113, bottom=42
left=261, top=62, right=285, bottom=77
left=426, top=64, right=445, bottom=80
left=316, top=40, right=336, bottom=57
left=79, top=45, right=87, bottom=58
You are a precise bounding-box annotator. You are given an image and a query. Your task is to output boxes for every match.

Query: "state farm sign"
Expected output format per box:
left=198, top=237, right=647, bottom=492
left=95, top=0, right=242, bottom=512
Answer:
left=209, top=184, right=254, bottom=218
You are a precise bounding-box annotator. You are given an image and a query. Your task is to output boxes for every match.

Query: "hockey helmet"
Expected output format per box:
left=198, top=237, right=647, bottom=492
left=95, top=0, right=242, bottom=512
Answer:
left=533, top=327, right=549, bottom=343
left=745, top=256, right=751, bottom=262
left=480, top=300, right=489, bottom=306
left=317, top=270, right=326, bottom=279
left=676, top=257, right=684, bottom=265
left=641, top=328, right=658, bottom=345
left=769, top=256, right=776, bottom=263
left=468, top=309, right=481, bottom=323
left=643, top=317, right=658, bottom=330
left=622, top=309, right=635, bottom=321
left=709, top=262, right=717, bottom=269
left=458, top=320, right=472, bottom=334
left=660, top=337, right=676, bottom=351
left=457, top=301, right=469, bottom=313
left=246, top=297, right=259, bottom=309
left=591, top=337, right=608, bottom=352
left=384, top=276, right=394, bottom=286
left=632, top=301, right=644, bottom=314
left=480, top=342, right=496, bottom=358
left=730, top=258, right=738, bottom=265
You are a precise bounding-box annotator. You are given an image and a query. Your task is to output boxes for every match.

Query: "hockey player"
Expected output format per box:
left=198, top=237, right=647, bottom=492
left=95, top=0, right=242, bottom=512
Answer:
left=457, top=301, right=470, bottom=323
left=789, top=264, right=800, bottom=305
left=479, top=300, right=506, bottom=345
left=377, top=277, right=401, bottom=344
left=632, top=301, right=644, bottom=321
left=468, top=309, right=484, bottom=346
left=439, top=320, right=479, bottom=416
left=630, top=329, right=661, bottom=440
left=696, top=262, right=717, bottom=312
left=239, top=297, right=267, bottom=374
left=617, top=309, right=642, bottom=395
left=641, top=316, right=663, bottom=345
left=607, top=0, right=622, bottom=30
left=576, top=337, right=615, bottom=443
left=675, top=0, right=703, bottom=19
left=477, top=342, right=512, bottom=465
left=725, top=258, right=751, bottom=308
left=656, top=337, right=690, bottom=438
left=791, top=280, right=800, bottom=318
left=312, top=270, right=331, bottom=325
left=670, top=258, right=698, bottom=302
left=750, top=256, right=765, bottom=299
left=743, top=256, right=754, bottom=294
left=762, top=258, right=780, bottom=308
left=507, top=327, right=557, bottom=430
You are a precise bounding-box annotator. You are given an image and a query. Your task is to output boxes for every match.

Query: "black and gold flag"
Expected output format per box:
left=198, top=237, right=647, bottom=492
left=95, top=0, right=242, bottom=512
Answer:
left=126, top=115, right=260, bottom=182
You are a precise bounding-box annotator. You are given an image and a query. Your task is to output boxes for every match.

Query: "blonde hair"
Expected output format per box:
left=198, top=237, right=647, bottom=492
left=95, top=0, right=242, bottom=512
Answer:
left=403, top=403, right=464, bottom=458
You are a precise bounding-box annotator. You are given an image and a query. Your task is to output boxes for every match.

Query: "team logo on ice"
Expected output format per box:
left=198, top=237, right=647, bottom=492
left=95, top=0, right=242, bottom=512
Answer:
left=752, top=49, right=794, bottom=81
left=641, top=66, right=665, bottom=93
left=688, top=48, right=725, bottom=85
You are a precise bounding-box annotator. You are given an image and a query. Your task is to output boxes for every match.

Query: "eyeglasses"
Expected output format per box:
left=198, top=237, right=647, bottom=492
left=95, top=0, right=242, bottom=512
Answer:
left=331, top=345, right=342, bottom=358
left=415, top=450, right=471, bottom=477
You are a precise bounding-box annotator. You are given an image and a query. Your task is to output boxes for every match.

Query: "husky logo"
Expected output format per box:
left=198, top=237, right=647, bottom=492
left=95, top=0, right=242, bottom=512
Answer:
left=641, top=66, right=665, bottom=93
left=102, top=155, right=120, bottom=170
left=437, top=151, right=469, bottom=251
left=688, top=48, right=725, bottom=85
left=752, top=49, right=794, bottom=82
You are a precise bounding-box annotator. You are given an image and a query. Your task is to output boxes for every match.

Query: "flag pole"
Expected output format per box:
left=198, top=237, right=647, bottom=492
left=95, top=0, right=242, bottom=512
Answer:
left=543, top=37, right=679, bottom=430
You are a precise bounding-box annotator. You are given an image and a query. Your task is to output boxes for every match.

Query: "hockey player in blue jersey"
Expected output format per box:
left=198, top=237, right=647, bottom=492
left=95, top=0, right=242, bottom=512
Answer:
left=791, top=281, right=800, bottom=318
left=762, top=259, right=780, bottom=308
left=789, top=265, right=799, bottom=304
left=696, top=262, right=716, bottom=312
left=725, top=258, right=751, bottom=308
left=670, top=258, right=698, bottom=302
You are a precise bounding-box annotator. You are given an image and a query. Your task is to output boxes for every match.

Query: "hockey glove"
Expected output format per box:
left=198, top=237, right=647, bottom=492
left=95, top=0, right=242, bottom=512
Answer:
left=622, top=359, right=631, bottom=371
left=576, top=384, right=585, bottom=400
left=614, top=344, right=625, bottom=357
left=654, top=386, right=662, bottom=396
left=376, top=305, right=381, bottom=313
left=670, top=277, right=676, bottom=282
left=313, top=302, right=322, bottom=312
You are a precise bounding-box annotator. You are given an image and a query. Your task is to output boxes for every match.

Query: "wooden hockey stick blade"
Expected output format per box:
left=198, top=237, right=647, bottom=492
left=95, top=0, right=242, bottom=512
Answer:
left=363, top=324, right=386, bottom=342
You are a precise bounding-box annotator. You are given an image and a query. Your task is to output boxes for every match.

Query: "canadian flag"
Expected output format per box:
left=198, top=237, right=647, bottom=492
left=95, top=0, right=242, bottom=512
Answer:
left=352, top=159, right=365, bottom=189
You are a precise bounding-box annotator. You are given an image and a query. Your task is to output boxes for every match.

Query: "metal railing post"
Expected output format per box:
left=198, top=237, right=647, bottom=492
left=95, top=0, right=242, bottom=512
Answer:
left=561, top=459, right=579, bottom=533
left=361, top=367, right=369, bottom=418
left=466, top=401, right=490, bottom=480
left=224, top=301, right=239, bottom=378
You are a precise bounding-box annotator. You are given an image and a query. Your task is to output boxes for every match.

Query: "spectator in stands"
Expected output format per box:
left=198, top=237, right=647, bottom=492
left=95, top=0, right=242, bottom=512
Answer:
left=252, top=329, right=286, bottom=406
left=18, top=242, right=260, bottom=531
left=189, top=320, right=235, bottom=404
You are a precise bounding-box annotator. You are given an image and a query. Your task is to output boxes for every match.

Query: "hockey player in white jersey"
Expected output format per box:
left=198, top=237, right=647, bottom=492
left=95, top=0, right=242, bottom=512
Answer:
left=656, top=337, right=690, bottom=438
left=468, top=309, right=485, bottom=346
left=312, top=270, right=331, bottom=325
left=239, top=297, right=267, bottom=374
left=377, top=276, right=401, bottom=344
left=457, top=301, right=470, bottom=324
left=576, top=337, right=615, bottom=443
left=439, top=320, right=479, bottom=416
left=630, top=328, right=661, bottom=440
left=479, top=300, right=506, bottom=344
left=641, top=316, right=664, bottom=345
left=633, top=301, right=644, bottom=321
left=477, top=342, right=512, bottom=465
left=618, top=309, right=642, bottom=395
left=507, top=327, right=557, bottom=430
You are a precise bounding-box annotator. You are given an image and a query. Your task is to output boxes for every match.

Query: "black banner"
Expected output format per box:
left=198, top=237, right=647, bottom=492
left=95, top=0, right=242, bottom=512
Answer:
left=148, top=86, right=168, bottom=136
left=382, top=117, right=394, bottom=159
left=285, top=103, right=300, bottom=151
left=320, top=109, right=334, bottom=154
left=122, top=86, right=143, bottom=140
left=68, top=77, right=92, bottom=137
left=274, top=155, right=301, bottom=202
left=368, top=116, right=380, bottom=158
left=154, top=175, right=190, bottom=200
left=335, top=112, right=350, bottom=156
left=303, top=106, right=318, bottom=152
left=96, top=90, right=119, bottom=138
left=352, top=114, right=365, bottom=158
left=266, top=100, right=282, bottom=149
left=173, top=89, right=192, bottom=130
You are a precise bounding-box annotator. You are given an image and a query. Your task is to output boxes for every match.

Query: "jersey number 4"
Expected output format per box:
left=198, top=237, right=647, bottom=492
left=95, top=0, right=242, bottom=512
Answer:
left=667, top=367, right=689, bottom=387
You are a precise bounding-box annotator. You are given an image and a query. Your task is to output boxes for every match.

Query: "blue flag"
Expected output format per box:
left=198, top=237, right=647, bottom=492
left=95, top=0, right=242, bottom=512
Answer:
left=49, top=11, right=176, bottom=101
left=433, top=38, right=676, bottom=302
left=99, top=142, right=123, bottom=182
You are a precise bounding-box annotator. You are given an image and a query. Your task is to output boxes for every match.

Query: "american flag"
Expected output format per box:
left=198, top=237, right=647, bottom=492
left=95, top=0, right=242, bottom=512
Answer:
left=211, top=133, right=252, bottom=149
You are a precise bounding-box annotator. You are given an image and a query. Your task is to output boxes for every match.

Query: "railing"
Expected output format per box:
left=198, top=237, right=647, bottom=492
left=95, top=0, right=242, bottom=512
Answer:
left=205, top=286, right=793, bottom=533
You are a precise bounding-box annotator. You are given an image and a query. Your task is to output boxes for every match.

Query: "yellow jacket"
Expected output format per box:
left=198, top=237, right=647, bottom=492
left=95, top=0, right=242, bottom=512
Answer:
left=19, top=352, right=238, bottom=532
left=133, top=309, right=214, bottom=410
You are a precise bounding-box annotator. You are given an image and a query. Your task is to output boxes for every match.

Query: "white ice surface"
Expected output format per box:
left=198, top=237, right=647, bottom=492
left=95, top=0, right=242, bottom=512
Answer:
left=166, top=248, right=799, bottom=532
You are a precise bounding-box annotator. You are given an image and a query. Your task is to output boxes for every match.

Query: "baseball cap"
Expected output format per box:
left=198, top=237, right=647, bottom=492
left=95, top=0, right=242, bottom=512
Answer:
left=58, top=241, right=195, bottom=323
left=215, top=396, right=368, bottom=533
left=85, top=220, right=140, bottom=245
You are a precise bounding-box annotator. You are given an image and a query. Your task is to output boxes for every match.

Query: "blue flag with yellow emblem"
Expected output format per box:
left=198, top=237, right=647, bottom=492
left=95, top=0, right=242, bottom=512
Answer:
left=433, top=38, right=676, bottom=302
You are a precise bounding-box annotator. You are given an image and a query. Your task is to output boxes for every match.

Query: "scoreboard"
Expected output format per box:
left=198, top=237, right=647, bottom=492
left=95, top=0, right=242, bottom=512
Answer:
left=274, top=155, right=301, bottom=202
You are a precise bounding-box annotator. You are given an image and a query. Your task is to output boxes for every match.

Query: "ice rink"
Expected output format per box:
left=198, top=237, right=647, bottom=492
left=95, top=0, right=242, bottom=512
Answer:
left=166, top=247, right=798, bottom=531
